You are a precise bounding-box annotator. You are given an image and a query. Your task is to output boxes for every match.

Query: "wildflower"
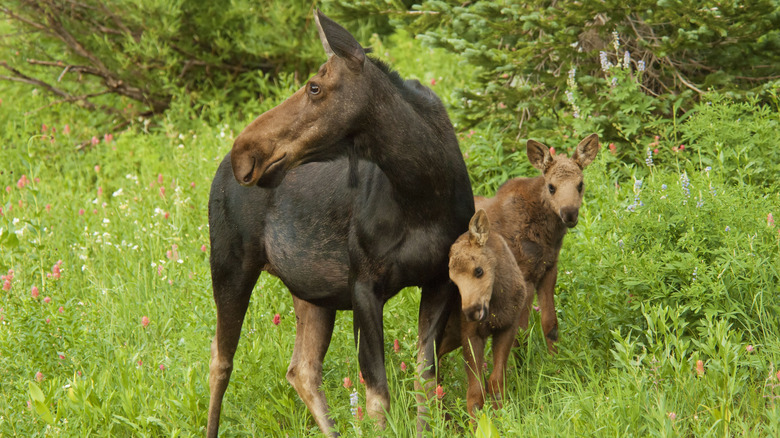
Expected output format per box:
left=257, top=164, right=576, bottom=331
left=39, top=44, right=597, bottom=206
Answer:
left=343, top=377, right=353, bottom=388
left=599, top=51, right=612, bottom=71
left=549, top=147, right=556, bottom=155
left=746, top=345, right=754, bottom=353
left=637, top=60, right=646, bottom=72
left=356, top=406, right=364, bottom=420
left=91, top=136, right=99, bottom=146
left=201, top=244, right=208, bottom=252
left=51, top=261, right=62, bottom=279
left=158, top=174, right=164, bottom=184
left=45, top=318, right=50, bottom=324
left=611, top=77, right=618, bottom=87
left=623, top=51, right=631, bottom=69
left=45, top=204, right=52, bottom=212
left=79, top=208, right=85, bottom=216
left=41, top=123, right=48, bottom=133
left=141, top=316, right=150, bottom=327
left=769, top=213, right=775, bottom=227
left=159, top=364, right=165, bottom=371
left=190, top=182, right=196, bottom=188
left=435, top=385, right=446, bottom=400
left=400, top=361, right=407, bottom=372
left=612, top=31, right=620, bottom=51
left=359, top=371, right=365, bottom=384
left=104, top=133, right=114, bottom=143
left=661, top=184, right=667, bottom=190
left=668, top=412, right=677, bottom=420
left=272, top=313, right=281, bottom=326
left=43, top=296, right=51, bottom=304
left=58, top=354, right=65, bottom=360
left=393, top=339, right=400, bottom=353
left=31, top=286, right=39, bottom=299
left=35, top=372, right=44, bottom=382
left=725, top=226, right=730, bottom=232
left=608, top=143, right=616, bottom=154
left=645, top=149, right=654, bottom=167
left=58, top=306, right=64, bottom=314
left=2, top=279, right=11, bottom=292
left=63, top=124, right=70, bottom=135
left=159, top=186, right=166, bottom=198
left=533, top=305, right=540, bottom=312
left=692, top=267, right=698, bottom=281
left=430, top=78, right=437, bottom=86
left=680, top=172, right=690, bottom=202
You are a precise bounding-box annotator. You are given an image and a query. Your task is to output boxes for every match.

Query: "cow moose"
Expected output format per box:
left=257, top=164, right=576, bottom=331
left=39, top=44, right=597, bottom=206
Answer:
left=206, top=10, right=474, bottom=437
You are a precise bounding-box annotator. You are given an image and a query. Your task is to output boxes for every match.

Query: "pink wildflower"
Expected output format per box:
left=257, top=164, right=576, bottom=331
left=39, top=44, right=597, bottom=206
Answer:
left=343, top=377, right=353, bottom=388
left=768, top=213, right=775, bottom=227
left=2, top=279, right=10, bottom=292
left=164, top=212, right=170, bottom=220
left=430, top=78, right=437, bottom=86
left=78, top=208, right=85, bottom=216
left=63, top=124, right=70, bottom=135
left=159, top=186, right=165, bottom=198
left=97, top=186, right=103, bottom=197
left=400, top=361, right=407, bottom=372
left=91, top=136, right=99, bottom=146
left=157, top=173, right=164, bottom=184
left=31, top=286, right=39, bottom=299
left=356, top=405, right=364, bottom=420
left=653, top=148, right=659, bottom=154
left=435, top=385, right=445, bottom=400
left=201, top=244, right=208, bottom=252
left=141, top=316, right=150, bottom=327
left=59, top=354, right=65, bottom=360
left=668, top=412, right=676, bottom=420
left=746, top=345, right=754, bottom=353
left=159, top=364, right=165, bottom=371
left=138, top=360, right=143, bottom=366
left=41, top=123, right=48, bottom=133
left=608, top=143, right=616, bottom=154
left=190, top=181, right=196, bottom=188
left=549, top=147, right=556, bottom=155
left=43, top=296, right=51, bottom=304
left=35, top=372, right=44, bottom=382
left=393, top=339, right=400, bottom=353
left=45, top=204, right=51, bottom=212
left=272, top=313, right=281, bottom=326
left=696, top=359, right=704, bottom=377
left=104, top=133, right=114, bottom=143
left=45, top=318, right=50, bottom=324
left=58, top=306, right=64, bottom=314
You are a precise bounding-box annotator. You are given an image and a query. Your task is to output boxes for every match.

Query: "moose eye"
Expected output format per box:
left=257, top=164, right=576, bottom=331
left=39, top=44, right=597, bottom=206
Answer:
left=577, top=181, right=584, bottom=193
left=474, top=267, right=484, bottom=278
left=548, top=184, right=556, bottom=195
left=309, top=82, right=321, bottom=95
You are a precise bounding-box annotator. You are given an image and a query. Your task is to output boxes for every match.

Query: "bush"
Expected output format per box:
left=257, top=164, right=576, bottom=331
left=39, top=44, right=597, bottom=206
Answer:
left=0, top=0, right=331, bottom=123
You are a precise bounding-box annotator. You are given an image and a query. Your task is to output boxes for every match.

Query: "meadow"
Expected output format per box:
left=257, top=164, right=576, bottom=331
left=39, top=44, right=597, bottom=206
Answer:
left=2, top=27, right=780, bottom=438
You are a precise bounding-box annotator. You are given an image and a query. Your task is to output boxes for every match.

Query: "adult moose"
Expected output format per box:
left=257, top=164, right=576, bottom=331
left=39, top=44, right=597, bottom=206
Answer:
left=206, top=10, right=474, bottom=437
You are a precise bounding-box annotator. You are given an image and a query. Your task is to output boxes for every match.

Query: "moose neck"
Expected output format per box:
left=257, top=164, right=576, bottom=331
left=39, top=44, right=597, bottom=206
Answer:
left=354, top=64, right=470, bottom=214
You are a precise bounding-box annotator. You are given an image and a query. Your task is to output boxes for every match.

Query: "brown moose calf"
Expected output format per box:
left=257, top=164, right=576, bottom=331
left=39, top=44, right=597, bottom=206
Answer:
left=443, top=208, right=528, bottom=417
left=478, top=133, right=600, bottom=353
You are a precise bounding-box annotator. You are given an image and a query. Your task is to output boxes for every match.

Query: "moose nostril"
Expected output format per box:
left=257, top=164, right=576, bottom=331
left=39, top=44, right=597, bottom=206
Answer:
left=242, top=157, right=256, bottom=183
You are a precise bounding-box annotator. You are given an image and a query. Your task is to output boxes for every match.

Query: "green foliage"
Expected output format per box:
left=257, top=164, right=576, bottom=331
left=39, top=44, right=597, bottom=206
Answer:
left=1, top=0, right=328, bottom=120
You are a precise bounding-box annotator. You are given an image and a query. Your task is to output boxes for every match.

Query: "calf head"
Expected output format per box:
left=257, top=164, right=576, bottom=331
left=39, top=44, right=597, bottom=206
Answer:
left=449, top=209, right=497, bottom=322
left=527, top=133, right=600, bottom=228
left=231, top=10, right=370, bottom=187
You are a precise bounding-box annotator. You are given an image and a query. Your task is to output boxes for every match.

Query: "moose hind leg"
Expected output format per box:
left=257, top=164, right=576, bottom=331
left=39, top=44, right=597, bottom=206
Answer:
left=287, top=296, right=338, bottom=436
left=207, top=261, right=260, bottom=438
left=538, top=267, right=559, bottom=354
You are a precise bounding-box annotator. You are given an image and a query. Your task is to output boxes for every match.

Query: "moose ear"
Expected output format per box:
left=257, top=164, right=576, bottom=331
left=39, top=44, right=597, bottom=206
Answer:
left=468, top=209, right=490, bottom=247
left=314, top=9, right=365, bottom=70
left=572, top=133, right=600, bottom=169
left=526, top=139, right=552, bottom=171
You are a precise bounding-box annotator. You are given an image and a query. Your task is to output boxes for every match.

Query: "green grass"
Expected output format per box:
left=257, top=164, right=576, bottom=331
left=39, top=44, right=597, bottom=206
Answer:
left=2, top=30, right=779, bottom=437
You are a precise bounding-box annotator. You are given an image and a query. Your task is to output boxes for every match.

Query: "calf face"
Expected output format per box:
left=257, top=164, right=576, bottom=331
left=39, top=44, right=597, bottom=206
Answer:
left=526, top=133, right=600, bottom=228
left=448, top=209, right=496, bottom=322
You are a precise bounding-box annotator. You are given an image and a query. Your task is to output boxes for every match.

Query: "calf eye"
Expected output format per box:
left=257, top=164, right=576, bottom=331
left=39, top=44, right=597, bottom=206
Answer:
left=309, top=82, right=321, bottom=95
left=577, top=181, right=584, bottom=192
left=474, top=267, right=484, bottom=278
left=548, top=184, right=556, bottom=195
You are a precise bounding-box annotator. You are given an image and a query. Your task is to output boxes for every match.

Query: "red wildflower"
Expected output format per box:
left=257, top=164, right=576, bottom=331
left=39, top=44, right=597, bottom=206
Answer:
left=31, top=286, right=39, bottom=299
left=393, top=339, right=400, bottom=353
left=400, top=361, right=407, bottom=372
left=43, top=296, right=51, bottom=304
left=696, top=359, right=704, bottom=377
left=35, top=372, right=44, bottom=382
left=141, top=316, right=150, bottom=327
left=272, top=313, right=281, bottom=326
left=435, top=385, right=445, bottom=400
left=343, top=377, right=353, bottom=388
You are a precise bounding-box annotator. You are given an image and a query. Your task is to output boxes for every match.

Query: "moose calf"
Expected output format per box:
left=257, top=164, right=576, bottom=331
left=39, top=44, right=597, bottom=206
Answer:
left=442, top=208, right=528, bottom=417
left=478, top=133, right=600, bottom=353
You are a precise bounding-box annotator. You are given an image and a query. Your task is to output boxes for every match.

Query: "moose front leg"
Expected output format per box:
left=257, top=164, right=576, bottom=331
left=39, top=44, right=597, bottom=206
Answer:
left=286, top=296, right=337, bottom=436
left=415, top=280, right=459, bottom=431
left=538, top=265, right=559, bottom=354
left=461, top=331, right=487, bottom=418
left=352, top=279, right=390, bottom=427
left=487, top=323, right=521, bottom=410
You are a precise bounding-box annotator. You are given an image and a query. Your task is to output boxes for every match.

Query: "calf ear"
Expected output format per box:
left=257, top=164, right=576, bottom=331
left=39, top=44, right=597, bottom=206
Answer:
left=572, top=133, right=600, bottom=169
left=527, top=139, right=552, bottom=171
left=315, top=9, right=365, bottom=70
left=469, top=209, right=490, bottom=247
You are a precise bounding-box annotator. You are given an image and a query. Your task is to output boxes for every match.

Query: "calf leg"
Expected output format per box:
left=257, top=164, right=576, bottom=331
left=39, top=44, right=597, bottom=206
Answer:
left=206, top=262, right=260, bottom=438
left=487, top=324, right=521, bottom=410
left=461, top=332, right=487, bottom=418
left=538, top=266, right=559, bottom=354
left=286, top=296, right=338, bottom=436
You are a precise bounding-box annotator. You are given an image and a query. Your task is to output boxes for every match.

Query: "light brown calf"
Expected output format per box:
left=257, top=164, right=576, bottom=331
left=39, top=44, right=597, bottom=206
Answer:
left=443, top=209, right=528, bottom=417
left=479, top=133, right=600, bottom=353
